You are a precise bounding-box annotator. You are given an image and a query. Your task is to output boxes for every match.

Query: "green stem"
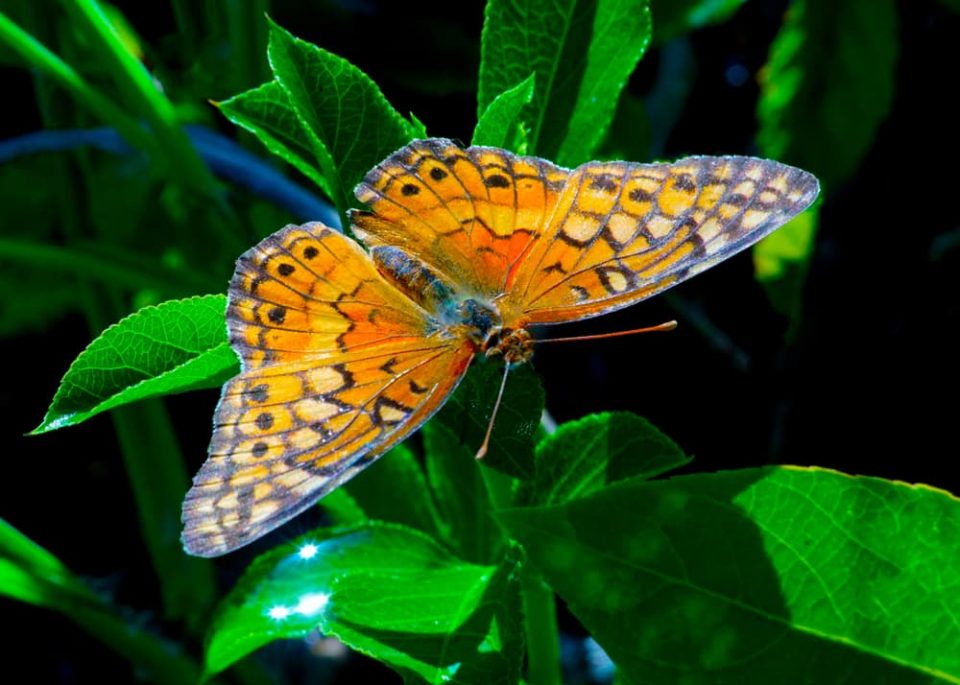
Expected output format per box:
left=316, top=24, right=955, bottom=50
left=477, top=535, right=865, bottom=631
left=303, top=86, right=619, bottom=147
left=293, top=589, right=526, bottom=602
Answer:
left=59, top=0, right=220, bottom=198
left=0, top=11, right=155, bottom=154
left=522, top=567, right=563, bottom=685
left=480, top=465, right=562, bottom=685
left=0, top=238, right=220, bottom=294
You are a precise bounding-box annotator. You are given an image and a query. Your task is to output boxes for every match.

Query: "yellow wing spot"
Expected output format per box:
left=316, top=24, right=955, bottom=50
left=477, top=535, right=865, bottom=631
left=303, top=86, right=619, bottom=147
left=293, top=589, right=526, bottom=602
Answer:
left=577, top=186, right=619, bottom=215
left=307, top=366, right=347, bottom=394
left=758, top=189, right=781, bottom=204
left=732, top=180, right=756, bottom=197
left=220, top=512, right=241, bottom=529
left=215, top=492, right=239, bottom=510
left=294, top=398, right=342, bottom=423
left=741, top=209, right=770, bottom=231
left=698, top=217, right=724, bottom=243
left=606, top=213, right=636, bottom=245
left=378, top=404, right=408, bottom=423
left=646, top=215, right=675, bottom=239
left=273, top=470, right=311, bottom=490
left=745, top=165, right=765, bottom=181
left=657, top=184, right=697, bottom=217
left=769, top=173, right=790, bottom=193
left=289, top=427, right=318, bottom=450
left=717, top=203, right=741, bottom=220
left=697, top=183, right=727, bottom=208
left=563, top=214, right=602, bottom=243
left=231, top=463, right=271, bottom=487
left=600, top=268, right=630, bottom=293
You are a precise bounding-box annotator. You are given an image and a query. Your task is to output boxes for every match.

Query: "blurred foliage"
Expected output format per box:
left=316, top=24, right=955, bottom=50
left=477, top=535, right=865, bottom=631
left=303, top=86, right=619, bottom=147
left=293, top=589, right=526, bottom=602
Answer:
left=2, top=1, right=958, bottom=684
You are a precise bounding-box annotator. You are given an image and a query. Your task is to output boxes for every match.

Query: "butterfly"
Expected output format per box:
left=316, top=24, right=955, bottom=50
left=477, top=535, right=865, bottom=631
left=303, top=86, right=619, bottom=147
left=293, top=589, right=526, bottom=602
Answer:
left=181, top=138, right=819, bottom=556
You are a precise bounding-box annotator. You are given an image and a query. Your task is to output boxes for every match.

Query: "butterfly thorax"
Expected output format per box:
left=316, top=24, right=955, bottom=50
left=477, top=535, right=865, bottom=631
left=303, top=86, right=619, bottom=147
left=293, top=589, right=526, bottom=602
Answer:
left=371, top=244, right=534, bottom=365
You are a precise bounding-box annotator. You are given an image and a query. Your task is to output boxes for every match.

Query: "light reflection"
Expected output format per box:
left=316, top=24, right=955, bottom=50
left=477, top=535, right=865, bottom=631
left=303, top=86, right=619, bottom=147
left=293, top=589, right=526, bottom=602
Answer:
left=298, top=543, right=319, bottom=560
left=268, top=606, right=291, bottom=620
left=294, top=592, right=330, bottom=616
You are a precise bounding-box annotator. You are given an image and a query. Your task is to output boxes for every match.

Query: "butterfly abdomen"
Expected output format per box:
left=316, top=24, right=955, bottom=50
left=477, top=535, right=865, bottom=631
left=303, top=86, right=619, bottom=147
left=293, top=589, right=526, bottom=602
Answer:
left=371, top=246, right=458, bottom=315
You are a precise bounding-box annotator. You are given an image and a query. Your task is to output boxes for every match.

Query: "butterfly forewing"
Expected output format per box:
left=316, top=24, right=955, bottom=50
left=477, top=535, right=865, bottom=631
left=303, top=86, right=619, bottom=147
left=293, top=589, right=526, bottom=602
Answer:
left=351, top=138, right=569, bottom=298
left=502, top=156, right=820, bottom=324
left=182, top=223, right=474, bottom=557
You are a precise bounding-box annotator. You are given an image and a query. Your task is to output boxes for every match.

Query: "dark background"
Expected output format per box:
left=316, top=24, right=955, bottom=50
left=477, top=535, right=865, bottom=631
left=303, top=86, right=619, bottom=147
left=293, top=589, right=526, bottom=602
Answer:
left=2, top=1, right=958, bottom=682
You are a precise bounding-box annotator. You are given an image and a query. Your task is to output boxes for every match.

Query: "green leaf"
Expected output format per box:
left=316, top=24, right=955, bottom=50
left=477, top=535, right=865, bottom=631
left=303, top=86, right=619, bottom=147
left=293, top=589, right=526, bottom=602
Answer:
left=478, top=0, right=652, bottom=166
left=472, top=73, right=536, bottom=150
left=753, top=204, right=820, bottom=337
left=499, top=467, right=960, bottom=683
left=519, top=412, right=691, bottom=506
left=0, top=519, right=202, bottom=685
left=649, top=0, right=746, bottom=44
left=424, top=422, right=506, bottom=564
left=33, top=295, right=237, bottom=434
left=218, top=80, right=336, bottom=198
left=436, top=360, right=544, bottom=481
left=757, top=0, right=897, bottom=191
left=205, top=524, right=523, bottom=684
left=267, top=20, right=415, bottom=214
left=338, top=443, right=444, bottom=539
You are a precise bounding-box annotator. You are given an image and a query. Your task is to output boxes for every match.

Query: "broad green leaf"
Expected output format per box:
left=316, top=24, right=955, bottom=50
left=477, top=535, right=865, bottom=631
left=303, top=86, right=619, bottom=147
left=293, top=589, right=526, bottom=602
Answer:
left=479, top=0, right=652, bottom=166
left=338, top=443, right=444, bottom=539
left=519, top=412, right=691, bottom=506
left=267, top=20, right=414, bottom=213
left=424, top=422, right=506, bottom=564
left=472, top=73, right=536, bottom=150
left=649, top=0, right=746, bottom=44
left=218, top=80, right=336, bottom=198
left=436, top=360, right=544, bottom=481
left=753, top=204, right=820, bottom=336
left=499, top=467, right=960, bottom=684
left=33, top=295, right=237, bottom=433
left=0, top=519, right=202, bottom=685
left=409, top=111, right=429, bottom=138
left=757, top=0, right=897, bottom=191
left=205, top=524, right=523, bottom=684
left=756, top=0, right=895, bottom=334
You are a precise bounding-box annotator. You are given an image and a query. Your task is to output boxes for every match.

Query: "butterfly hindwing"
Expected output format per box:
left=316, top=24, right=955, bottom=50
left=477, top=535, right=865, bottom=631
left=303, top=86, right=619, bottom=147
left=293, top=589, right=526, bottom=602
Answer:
left=182, top=341, right=473, bottom=556
left=502, top=156, right=820, bottom=324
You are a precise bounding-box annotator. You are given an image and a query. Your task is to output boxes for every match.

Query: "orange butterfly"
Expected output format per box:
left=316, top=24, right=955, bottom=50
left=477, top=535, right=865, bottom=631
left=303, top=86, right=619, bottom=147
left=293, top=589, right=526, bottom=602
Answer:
left=181, top=138, right=819, bottom=556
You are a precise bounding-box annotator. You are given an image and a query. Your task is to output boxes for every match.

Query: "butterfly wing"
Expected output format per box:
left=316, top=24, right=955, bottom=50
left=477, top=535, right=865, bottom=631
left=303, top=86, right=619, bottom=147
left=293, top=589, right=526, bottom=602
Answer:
left=182, top=223, right=473, bottom=556
left=500, top=156, right=820, bottom=325
left=350, top=138, right=569, bottom=298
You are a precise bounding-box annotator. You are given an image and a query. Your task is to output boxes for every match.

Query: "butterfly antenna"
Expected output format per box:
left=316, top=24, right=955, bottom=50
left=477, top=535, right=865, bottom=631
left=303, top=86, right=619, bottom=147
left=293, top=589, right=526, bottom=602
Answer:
left=535, top=320, right=678, bottom=345
left=476, top=362, right=512, bottom=460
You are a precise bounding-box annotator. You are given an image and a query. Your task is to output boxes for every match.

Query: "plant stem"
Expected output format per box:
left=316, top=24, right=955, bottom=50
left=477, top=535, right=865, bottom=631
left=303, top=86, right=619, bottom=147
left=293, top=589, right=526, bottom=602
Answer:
left=522, top=566, right=563, bottom=685
left=480, top=465, right=562, bottom=685
left=59, top=0, right=220, bottom=199
left=0, top=11, right=155, bottom=154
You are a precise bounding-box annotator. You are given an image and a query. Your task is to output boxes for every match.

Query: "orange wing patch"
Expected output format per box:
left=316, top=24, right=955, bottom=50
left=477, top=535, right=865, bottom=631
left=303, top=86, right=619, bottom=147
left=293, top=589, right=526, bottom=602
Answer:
left=503, top=156, right=819, bottom=324
left=182, top=338, right=473, bottom=556
left=350, top=138, right=569, bottom=297
left=227, top=223, right=430, bottom=367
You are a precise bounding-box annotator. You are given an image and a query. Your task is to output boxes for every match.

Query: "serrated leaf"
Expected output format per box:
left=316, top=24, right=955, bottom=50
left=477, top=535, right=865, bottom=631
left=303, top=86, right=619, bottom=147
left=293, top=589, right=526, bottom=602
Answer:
left=649, top=0, right=746, bottom=44
left=499, top=467, right=960, bottom=684
left=472, top=73, right=536, bottom=150
left=519, top=412, right=691, bottom=506
left=33, top=295, right=237, bottom=434
left=205, top=524, right=523, bottom=684
left=424, top=422, right=506, bottom=564
left=479, top=0, right=652, bottom=166
left=338, top=443, right=444, bottom=539
left=436, top=360, right=544, bottom=481
left=757, top=0, right=897, bottom=191
left=218, top=80, right=336, bottom=198
left=267, top=20, right=415, bottom=214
